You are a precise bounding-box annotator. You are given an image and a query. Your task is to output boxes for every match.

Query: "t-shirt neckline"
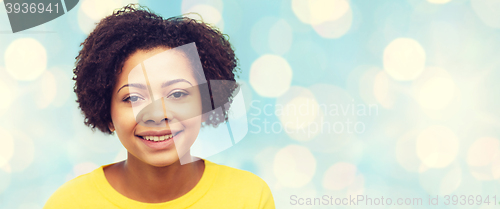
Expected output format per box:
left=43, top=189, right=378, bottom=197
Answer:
left=91, top=159, right=218, bottom=208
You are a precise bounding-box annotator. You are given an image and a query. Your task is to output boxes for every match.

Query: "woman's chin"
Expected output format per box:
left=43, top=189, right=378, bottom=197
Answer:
left=142, top=155, right=180, bottom=167
left=147, top=159, right=178, bottom=167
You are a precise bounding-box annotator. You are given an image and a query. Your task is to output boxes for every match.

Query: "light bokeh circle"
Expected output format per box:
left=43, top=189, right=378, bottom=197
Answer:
left=310, top=0, right=349, bottom=24
left=418, top=77, right=455, bottom=110
left=5, top=38, right=47, bottom=81
left=416, top=126, right=459, bottom=168
left=273, top=145, right=316, bottom=188
left=292, top=0, right=349, bottom=25
left=81, top=0, right=121, bottom=21
left=412, top=67, right=461, bottom=120
left=413, top=67, right=457, bottom=110
left=184, top=4, right=222, bottom=23
left=182, top=0, right=223, bottom=14
left=323, top=162, right=357, bottom=190
left=276, top=86, right=320, bottom=141
left=249, top=54, right=293, bottom=98
left=292, top=0, right=353, bottom=38
left=291, top=0, right=311, bottom=24
left=183, top=4, right=224, bottom=31
left=312, top=6, right=352, bottom=39
left=383, top=38, right=426, bottom=81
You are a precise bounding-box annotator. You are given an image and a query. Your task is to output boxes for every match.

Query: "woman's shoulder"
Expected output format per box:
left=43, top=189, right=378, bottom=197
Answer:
left=43, top=166, right=103, bottom=209
left=207, top=160, right=267, bottom=184
left=204, top=160, right=275, bottom=208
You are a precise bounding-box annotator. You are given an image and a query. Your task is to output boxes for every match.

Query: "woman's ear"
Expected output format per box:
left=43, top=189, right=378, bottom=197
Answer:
left=108, top=122, right=115, bottom=132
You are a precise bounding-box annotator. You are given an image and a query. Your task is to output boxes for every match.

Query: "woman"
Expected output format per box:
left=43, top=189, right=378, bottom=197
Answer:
left=44, top=4, right=274, bottom=208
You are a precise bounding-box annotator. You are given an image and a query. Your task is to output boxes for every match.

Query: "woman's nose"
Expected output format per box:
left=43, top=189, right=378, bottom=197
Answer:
left=136, top=98, right=170, bottom=127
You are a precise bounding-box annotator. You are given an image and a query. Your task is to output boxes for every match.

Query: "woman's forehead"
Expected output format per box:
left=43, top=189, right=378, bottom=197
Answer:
left=120, top=43, right=206, bottom=86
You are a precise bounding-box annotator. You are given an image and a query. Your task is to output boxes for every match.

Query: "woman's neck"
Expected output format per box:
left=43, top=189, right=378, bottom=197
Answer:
left=105, top=153, right=205, bottom=203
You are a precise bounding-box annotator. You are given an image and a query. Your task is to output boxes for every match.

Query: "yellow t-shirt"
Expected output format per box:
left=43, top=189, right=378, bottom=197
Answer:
left=43, top=159, right=275, bottom=208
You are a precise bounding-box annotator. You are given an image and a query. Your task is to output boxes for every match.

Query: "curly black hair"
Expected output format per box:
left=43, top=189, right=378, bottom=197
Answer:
left=73, top=4, right=239, bottom=135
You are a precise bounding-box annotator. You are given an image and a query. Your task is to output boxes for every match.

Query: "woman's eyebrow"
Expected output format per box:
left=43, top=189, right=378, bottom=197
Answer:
left=117, top=79, right=193, bottom=93
left=117, top=83, right=147, bottom=93
left=161, top=79, right=193, bottom=88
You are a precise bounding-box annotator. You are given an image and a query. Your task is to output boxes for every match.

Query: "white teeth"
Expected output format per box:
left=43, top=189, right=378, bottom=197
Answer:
left=142, top=134, right=175, bottom=142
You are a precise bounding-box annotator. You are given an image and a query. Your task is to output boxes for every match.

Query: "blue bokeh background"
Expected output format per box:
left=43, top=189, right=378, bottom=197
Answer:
left=1, top=0, right=500, bottom=208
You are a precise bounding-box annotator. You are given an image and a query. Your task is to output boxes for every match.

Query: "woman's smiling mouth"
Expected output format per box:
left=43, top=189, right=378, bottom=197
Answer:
left=136, top=130, right=184, bottom=150
left=137, top=131, right=183, bottom=142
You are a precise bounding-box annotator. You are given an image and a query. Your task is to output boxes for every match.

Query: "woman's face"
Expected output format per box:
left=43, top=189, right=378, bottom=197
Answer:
left=109, top=47, right=204, bottom=167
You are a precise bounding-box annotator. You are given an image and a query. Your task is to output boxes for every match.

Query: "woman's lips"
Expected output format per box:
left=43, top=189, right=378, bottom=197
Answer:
left=136, top=129, right=182, bottom=137
left=137, top=131, right=182, bottom=142
left=137, top=130, right=183, bottom=150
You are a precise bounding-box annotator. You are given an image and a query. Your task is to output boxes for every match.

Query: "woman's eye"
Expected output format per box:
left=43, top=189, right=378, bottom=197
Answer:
left=123, top=95, right=143, bottom=103
left=169, top=91, right=187, bottom=99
